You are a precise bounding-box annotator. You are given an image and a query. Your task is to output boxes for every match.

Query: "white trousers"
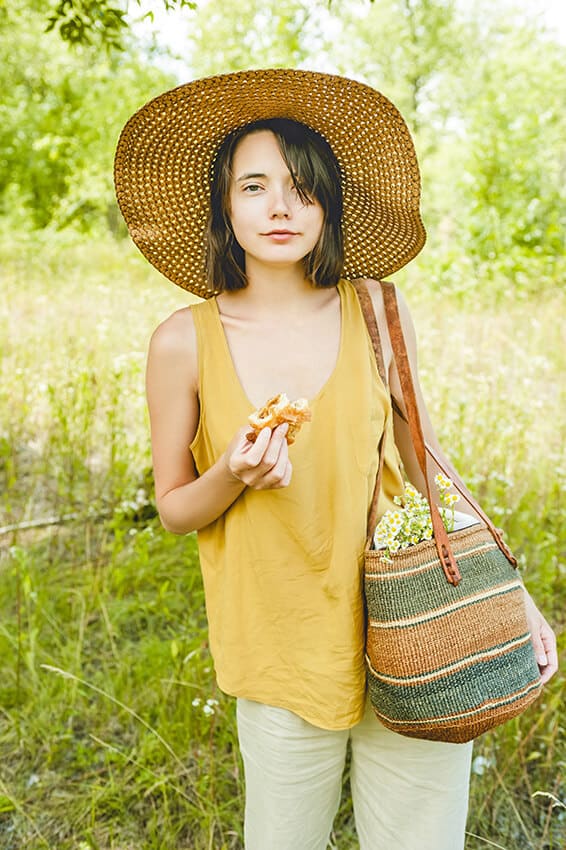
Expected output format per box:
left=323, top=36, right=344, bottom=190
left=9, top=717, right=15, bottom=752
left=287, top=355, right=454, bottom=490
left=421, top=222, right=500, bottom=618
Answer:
left=237, top=698, right=473, bottom=850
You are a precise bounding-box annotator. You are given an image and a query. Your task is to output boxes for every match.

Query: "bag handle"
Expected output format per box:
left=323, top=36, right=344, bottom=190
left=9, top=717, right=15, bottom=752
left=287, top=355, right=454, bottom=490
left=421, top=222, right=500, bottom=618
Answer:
left=380, top=281, right=517, bottom=581
left=354, top=280, right=387, bottom=387
left=355, top=280, right=516, bottom=586
left=354, top=281, right=389, bottom=540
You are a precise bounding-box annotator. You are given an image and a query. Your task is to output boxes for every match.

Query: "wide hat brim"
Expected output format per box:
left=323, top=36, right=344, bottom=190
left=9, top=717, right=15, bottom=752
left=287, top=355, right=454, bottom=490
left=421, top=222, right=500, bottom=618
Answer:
left=114, top=68, right=426, bottom=298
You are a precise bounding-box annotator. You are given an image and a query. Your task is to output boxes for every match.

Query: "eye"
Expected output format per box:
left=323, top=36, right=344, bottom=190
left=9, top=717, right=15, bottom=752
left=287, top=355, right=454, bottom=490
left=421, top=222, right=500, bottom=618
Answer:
left=242, top=183, right=263, bottom=193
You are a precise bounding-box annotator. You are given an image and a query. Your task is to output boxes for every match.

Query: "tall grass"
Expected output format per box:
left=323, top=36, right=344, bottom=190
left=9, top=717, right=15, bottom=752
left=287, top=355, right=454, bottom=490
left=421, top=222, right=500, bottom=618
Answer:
left=0, top=232, right=564, bottom=849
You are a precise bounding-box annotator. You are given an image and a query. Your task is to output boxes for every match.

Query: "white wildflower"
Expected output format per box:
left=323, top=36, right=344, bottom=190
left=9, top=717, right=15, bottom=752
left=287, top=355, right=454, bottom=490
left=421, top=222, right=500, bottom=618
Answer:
left=374, top=476, right=458, bottom=559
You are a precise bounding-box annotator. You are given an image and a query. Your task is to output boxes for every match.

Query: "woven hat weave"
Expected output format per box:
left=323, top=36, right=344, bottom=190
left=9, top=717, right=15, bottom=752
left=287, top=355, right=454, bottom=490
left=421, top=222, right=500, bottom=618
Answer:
left=114, top=68, right=426, bottom=298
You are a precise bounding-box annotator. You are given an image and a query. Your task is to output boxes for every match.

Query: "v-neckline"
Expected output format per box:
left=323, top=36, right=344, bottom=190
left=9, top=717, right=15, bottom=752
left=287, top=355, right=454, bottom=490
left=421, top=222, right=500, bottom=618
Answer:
left=212, top=281, right=346, bottom=412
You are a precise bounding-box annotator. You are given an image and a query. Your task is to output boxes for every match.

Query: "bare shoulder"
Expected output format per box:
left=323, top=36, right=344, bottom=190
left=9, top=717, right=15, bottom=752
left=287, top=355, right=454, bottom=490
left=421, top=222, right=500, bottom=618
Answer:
left=148, top=306, right=198, bottom=389
left=150, top=306, right=196, bottom=353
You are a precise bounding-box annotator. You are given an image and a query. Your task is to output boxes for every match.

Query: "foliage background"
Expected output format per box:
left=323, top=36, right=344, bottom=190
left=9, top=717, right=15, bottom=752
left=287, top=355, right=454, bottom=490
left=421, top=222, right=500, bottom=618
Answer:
left=0, top=1, right=564, bottom=848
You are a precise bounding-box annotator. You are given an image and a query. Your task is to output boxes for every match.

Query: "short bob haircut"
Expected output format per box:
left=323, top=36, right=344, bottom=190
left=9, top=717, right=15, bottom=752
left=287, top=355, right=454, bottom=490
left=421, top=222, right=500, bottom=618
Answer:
left=206, top=117, right=344, bottom=291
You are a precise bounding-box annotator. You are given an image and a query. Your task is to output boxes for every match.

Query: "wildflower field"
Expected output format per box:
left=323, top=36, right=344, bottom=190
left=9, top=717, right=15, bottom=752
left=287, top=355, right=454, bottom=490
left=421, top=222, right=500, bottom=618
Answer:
left=0, top=234, right=564, bottom=849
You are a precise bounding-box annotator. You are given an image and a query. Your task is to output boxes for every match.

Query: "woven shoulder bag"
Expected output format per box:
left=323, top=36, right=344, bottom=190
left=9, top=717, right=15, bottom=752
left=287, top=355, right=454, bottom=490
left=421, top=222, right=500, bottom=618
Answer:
left=356, top=280, right=543, bottom=743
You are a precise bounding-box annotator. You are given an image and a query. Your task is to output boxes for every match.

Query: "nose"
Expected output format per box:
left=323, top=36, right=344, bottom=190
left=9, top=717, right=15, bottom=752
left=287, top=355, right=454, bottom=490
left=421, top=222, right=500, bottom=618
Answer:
left=268, top=185, right=292, bottom=219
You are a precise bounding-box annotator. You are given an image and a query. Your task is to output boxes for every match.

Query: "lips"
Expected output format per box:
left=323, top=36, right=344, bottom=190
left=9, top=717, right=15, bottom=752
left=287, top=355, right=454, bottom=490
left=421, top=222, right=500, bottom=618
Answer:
left=263, top=229, right=298, bottom=236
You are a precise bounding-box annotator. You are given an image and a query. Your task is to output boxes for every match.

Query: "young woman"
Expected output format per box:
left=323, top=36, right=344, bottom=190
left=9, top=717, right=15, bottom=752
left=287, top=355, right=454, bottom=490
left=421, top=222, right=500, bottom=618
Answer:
left=115, top=70, right=557, bottom=850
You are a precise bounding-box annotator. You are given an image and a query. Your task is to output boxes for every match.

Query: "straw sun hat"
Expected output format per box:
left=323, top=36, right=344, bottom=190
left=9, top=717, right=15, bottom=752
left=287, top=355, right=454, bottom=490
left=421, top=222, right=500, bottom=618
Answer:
left=114, top=68, right=426, bottom=299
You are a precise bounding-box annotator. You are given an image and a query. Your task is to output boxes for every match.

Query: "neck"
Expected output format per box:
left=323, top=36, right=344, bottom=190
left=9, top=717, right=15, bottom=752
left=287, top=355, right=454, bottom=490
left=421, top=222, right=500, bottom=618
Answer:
left=230, top=258, right=317, bottom=313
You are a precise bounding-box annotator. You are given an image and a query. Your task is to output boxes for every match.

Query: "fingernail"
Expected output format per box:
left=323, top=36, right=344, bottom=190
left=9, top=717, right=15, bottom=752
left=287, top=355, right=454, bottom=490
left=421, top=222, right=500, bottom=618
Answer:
left=536, top=655, right=547, bottom=666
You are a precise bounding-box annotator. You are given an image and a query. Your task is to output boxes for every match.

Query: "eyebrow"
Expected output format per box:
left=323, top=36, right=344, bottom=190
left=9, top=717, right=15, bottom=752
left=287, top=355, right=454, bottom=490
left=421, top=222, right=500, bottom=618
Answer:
left=235, top=172, right=267, bottom=182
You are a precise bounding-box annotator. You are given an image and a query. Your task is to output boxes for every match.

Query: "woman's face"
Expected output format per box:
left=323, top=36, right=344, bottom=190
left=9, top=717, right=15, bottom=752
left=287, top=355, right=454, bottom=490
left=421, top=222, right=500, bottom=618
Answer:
left=228, top=130, right=324, bottom=271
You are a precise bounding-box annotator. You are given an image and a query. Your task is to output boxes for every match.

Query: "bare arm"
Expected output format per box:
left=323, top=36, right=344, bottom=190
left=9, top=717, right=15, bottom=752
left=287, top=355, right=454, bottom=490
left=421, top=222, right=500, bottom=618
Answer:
left=366, top=280, right=557, bottom=685
left=146, top=309, right=292, bottom=534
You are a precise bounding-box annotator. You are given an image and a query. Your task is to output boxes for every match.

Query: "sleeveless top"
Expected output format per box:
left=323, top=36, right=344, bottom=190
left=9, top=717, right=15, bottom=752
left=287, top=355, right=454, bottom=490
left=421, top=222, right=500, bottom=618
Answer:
left=189, top=279, right=404, bottom=730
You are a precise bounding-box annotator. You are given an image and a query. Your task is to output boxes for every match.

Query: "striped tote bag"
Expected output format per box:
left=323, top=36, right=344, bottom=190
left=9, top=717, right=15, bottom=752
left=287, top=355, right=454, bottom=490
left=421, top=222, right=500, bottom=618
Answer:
left=357, top=281, right=542, bottom=743
left=363, top=523, right=542, bottom=742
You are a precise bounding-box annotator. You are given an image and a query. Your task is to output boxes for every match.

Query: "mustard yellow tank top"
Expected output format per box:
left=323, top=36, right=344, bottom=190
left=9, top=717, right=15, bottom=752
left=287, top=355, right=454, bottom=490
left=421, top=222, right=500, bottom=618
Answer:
left=190, top=279, right=404, bottom=730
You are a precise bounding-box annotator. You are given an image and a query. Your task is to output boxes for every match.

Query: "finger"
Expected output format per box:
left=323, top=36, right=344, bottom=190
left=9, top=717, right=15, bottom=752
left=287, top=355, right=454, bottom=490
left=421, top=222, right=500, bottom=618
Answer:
left=539, top=655, right=558, bottom=685
left=531, top=631, right=548, bottom=669
left=539, top=628, right=558, bottom=684
left=279, top=460, right=293, bottom=488
left=250, top=425, right=272, bottom=449
left=244, top=425, right=289, bottom=485
left=226, top=427, right=272, bottom=484
left=252, top=449, right=291, bottom=491
left=242, top=426, right=272, bottom=459
left=531, top=626, right=555, bottom=682
left=261, top=423, right=289, bottom=468
left=265, top=445, right=291, bottom=488
left=243, top=425, right=287, bottom=483
left=540, top=665, right=555, bottom=686
left=233, top=424, right=291, bottom=488
left=525, top=594, right=548, bottom=668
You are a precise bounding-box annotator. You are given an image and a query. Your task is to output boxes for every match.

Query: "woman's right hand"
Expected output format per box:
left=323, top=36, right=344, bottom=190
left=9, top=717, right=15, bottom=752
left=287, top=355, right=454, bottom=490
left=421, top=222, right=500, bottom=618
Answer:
left=223, top=424, right=293, bottom=490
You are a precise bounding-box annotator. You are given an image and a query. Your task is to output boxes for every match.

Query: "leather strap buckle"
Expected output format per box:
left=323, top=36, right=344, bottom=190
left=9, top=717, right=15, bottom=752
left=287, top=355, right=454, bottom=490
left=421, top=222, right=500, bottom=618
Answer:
left=441, top=543, right=462, bottom=586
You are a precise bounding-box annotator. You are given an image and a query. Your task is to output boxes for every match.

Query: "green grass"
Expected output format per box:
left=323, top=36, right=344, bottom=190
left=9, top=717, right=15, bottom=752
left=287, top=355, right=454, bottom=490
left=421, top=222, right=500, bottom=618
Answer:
left=0, top=232, right=564, bottom=849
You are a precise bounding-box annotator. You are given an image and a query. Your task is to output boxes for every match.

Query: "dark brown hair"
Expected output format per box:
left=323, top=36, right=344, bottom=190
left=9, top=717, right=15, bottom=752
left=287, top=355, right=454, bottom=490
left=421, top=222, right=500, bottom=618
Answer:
left=206, top=118, right=344, bottom=291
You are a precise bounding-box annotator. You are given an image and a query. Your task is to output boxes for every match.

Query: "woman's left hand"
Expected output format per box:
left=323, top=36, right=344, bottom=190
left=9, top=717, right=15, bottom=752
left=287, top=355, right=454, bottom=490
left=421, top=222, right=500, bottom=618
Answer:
left=523, top=589, right=558, bottom=685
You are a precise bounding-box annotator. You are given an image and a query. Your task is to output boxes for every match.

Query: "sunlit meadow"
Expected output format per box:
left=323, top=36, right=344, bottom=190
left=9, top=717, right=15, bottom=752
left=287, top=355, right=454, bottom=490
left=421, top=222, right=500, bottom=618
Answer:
left=0, top=232, right=564, bottom=849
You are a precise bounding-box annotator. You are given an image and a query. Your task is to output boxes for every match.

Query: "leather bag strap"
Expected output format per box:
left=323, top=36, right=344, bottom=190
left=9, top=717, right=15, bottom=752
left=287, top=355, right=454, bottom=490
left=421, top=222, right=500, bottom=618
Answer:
left=381, top=283, right=462, bottom=584
left=354, top=281, right=389, bottom=540
left=380, top=281, right=517, bottom=579
left=355, top=280, right=517, bottom=586
left=354, top=280, right=387, bottom=387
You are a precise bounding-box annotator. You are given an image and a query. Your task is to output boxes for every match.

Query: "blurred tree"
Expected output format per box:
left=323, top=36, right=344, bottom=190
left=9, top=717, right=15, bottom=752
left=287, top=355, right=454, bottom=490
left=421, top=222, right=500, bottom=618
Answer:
left=321, top=0, right=566, bottom=286
left=186, top=0, right=314, bottom=76
left=456, top=11, right=566, bottom=274
left=40, top=0, right=382, bottom=51
left=1, top=0, right=564, bottom=291
left=44, top=0, right=196, bottom=50
left=0, top=2, right=174, bottom=229
left=324, top=0, right=466, bottom=134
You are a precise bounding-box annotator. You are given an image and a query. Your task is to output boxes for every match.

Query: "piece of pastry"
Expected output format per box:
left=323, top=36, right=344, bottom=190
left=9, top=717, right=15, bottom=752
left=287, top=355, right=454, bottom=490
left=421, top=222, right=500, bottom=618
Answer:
left=246, top=393, right=312, bottom=445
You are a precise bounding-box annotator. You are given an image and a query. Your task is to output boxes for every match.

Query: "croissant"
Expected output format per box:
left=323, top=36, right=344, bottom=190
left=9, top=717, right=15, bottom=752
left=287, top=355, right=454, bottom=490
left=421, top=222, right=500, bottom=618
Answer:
left=246, top=393, right=312, bottom=445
